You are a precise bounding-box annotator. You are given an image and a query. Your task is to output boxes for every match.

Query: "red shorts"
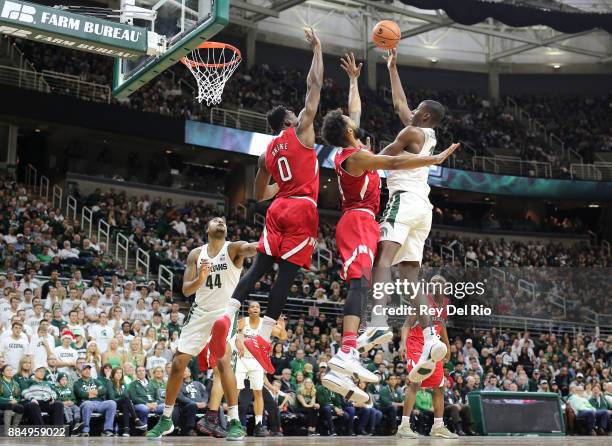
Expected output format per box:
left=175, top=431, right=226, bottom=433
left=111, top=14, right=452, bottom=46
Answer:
left=258, top=196, right=318, bottom=269
left=406, top=341, right=444, bottom=388
left=336, top=209, right=379, bottom=281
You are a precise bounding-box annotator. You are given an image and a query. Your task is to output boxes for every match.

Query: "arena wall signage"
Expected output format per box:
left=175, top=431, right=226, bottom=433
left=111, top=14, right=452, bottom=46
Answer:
left=0, top=0, right=149, bottom=58
left=185, top=120, right=612, bottom=201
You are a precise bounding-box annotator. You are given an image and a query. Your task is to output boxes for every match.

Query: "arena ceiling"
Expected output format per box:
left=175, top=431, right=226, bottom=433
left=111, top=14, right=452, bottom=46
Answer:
left=228, top=0, right=612, bottom=71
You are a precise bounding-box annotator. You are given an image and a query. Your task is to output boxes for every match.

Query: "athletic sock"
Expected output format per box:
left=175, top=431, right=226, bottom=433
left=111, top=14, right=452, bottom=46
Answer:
left=341, top=332, right=357, bottom=354
left=433, top=417, right=444, bottom=428
left=401, top=415, right=410, bottom=426
left=255, top=415, right=263, bottom=425
left=224, top=298, right=241, bottom=318
left=259, top=316, right=276, bottom=340
left=228, top=405, right=239, bottom=422
left=163, top=405, right=174, bottom=418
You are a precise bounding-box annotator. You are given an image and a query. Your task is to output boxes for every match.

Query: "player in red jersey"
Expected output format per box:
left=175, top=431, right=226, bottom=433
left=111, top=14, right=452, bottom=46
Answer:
left=207, top=28, right=323, bottom=374
left=320, top=54, right=459, bottom=403
left=396, top=275, right=458, bottom=439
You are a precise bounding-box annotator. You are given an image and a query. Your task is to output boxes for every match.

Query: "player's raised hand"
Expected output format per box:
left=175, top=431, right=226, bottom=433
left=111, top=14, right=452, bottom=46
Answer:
left=383, top=48, right=398, bottom=69
left=434, top=143, right=460, bottom=164
left=340, top=52, right=362, bottom=79
left=305, top=27, right=321, bottom=50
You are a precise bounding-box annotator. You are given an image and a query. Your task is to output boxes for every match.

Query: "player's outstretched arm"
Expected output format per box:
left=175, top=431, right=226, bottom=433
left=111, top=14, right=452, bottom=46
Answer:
left=228, top=241, right=259, bottom=269
left=384, top=48, right=412, bottom=126
left=348, top=141, right=459, bottom=172
left=182, top=248, right=210, bottom=297
left=297, top=28, right=323, bottom=147
left=341, top=52, right=362, bottom=126
left=254, top=153, right=279, bottom=202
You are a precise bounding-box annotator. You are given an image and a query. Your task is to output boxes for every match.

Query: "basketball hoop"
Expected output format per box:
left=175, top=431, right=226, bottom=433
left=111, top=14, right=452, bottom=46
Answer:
left=180, top=42, right=241, bottom=106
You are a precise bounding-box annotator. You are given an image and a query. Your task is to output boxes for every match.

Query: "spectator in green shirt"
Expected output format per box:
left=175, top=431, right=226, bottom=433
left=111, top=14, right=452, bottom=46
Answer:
left=377, top=374, right=404, bottom=433
left=73, top=364, right=116, bottom=436
left=297, top=378, right=319, bottom=436
left=130, top=365, right=164, bottom=427
left=316, top=382, right=352, bottom=435
left=54, top=373, right=82, bottom=432
left=589, top=384, right=608, bottom=410
left=290, top=349, right=306, bottom=377
left=108, top=367, right=147, bottom=436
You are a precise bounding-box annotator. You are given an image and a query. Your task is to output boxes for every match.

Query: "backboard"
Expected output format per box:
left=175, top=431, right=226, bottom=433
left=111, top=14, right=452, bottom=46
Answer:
left=112, top=0, right=229, bottom=98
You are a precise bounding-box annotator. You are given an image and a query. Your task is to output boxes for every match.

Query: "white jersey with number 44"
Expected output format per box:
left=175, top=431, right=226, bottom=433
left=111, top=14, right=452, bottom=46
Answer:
left=195, top=242, right=242, bottom=312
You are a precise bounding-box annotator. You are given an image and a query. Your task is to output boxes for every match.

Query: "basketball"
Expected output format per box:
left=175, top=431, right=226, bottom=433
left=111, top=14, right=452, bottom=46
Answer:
left=372, top=20, right=401, bottom=49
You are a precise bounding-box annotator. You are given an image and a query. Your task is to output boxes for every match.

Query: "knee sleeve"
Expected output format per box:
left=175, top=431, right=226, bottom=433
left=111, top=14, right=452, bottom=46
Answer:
left=344, top=277, right=368, bottom=317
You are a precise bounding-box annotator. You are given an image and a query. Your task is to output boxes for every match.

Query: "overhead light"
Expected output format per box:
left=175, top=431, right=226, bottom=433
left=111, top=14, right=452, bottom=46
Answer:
left=424, top=44, right=437, bottom=49
left=223, top=159, right=229, bottom=164
left=165, top=149, right=173, bottom=154
left=588, top=204, right=600, bottom=208
left=552, top=64, right=561, bottom=70
left=546, top=47, right=562, bottom=56
left=428, top=57, right=439, bottom=63
left=323, top=185, right=328, bottom=189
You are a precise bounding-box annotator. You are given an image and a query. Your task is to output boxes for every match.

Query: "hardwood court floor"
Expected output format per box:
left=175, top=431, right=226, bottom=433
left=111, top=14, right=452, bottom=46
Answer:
left=0, top=436, right=610, bottom=445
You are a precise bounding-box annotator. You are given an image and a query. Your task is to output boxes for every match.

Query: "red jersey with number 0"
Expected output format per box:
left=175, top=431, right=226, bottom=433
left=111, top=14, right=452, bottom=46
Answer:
left=265, top=127, right=319, bottom=201
left=334, top=147, right=381, bottom=214
left=406, top=295, right=448, bottom=351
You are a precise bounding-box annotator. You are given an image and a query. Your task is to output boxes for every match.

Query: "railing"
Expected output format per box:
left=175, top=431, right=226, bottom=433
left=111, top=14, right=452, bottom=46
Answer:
left=464, top=257, right=479, bottom=268
left=98, top=219, right=110, bottom=251
left=491, top=267, right=506, bottom=282
left=247, top=292, right=344, bottom=321
left=52, top=185, right=62, bottom=210
left=315, top=246, right=332, bottom=271
left=0, top=64, right=110, bottom=103
left=254, top=213, right=265, bottom=228
left=547, top=293, right=567, bottom=320
left=235, top=203, right=247, bottom=221
left=593, top=162, right=612, bottom=181
left=66, top=195, right=77, bottom=221
left=115, top=233, right=130, bottom=270
left=602, top=240, right=611, bottom=257
left=472, top=155, right=552, bottom=178
left=518, top=278, right=535, bottom=300
left=39, top=175, right=49, bottom=200
left=440, top=245, right=454, bottom=263
left=136, top=248, right=150, bottom=279
left=25, top=164, right=37, bottom=189
left=159, top=265, right=174, bottom=294
left=210, top=107, right=271, bottom=134
left=570, top=163, right=603, bottom=181
left=81, top=206, right=93, bottom=239
left=41, top=70, right=111, bottom=104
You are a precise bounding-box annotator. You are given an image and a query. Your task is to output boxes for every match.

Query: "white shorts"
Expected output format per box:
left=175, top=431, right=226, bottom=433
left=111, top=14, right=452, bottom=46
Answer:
left=379, top=191, right=432, bottom=265
left=235, top=356, right=265, bottom=390
left=177, top=306, right=229, bottom=357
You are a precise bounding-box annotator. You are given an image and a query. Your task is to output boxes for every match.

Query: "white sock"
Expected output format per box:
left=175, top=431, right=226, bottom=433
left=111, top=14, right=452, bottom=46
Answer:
left=255, top=415, right=263, bottom=425
left=228, top=405, right=239, bottom=421
left=259, top=316, right=276, bottom=340
left=401, top=415, right=410, bottom=426
left=163, top=405, right=173, bottom=418
left=423, top=326, right=437, bottom=341
left=225, top=298, right=241, bottom=318
left=433, top=417, right=444, bottom=428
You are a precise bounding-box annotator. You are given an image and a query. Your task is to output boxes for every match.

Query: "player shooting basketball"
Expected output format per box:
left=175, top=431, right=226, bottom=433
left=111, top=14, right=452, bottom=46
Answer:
left=320, top=53, right=459, bottom=403
left=372, top=48, right=452, bottom=383
left=206, top=28, right=324, bottom=374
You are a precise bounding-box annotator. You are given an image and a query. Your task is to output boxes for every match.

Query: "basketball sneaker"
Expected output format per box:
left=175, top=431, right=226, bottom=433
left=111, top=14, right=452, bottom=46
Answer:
left=408, top=330, right=447, bottom=383
left=145, top=415, right=174, bottom=439
left=396, top=422, right=419, bottom=439
left=196, top=413, right=227, bottom=438
left=321, top=370, right=369, bottom=405
left=226, top=419, right=246, bottom=441
left=209, top=315, right=231, bottom=359
left=357, top=327, right=393, bottom=353
left=328, top=347, right=380, bottom=383
left=244, top=335, right=274, bottom=374
left=430, top=425, right=459, bottom=439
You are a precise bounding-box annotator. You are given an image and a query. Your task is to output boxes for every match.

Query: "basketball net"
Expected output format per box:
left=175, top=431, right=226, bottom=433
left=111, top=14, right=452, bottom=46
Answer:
left=181, top=42, right=242, bottom=106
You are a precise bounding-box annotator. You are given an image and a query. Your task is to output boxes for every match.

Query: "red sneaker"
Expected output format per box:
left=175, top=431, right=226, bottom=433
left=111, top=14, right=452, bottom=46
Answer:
left=209, top=315, right=230, bottom=359
left=244, top=335, right=274, bottom=374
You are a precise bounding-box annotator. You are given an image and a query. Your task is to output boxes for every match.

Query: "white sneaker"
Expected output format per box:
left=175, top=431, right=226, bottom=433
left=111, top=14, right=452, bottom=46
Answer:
left=357, top=327, right=393, bottom=353
left=430, top=425, right=459, bottom=439
left=321, top=370, right=369, bottom=405
left=396, top=422, right=419, bottom=439
left=408, top=332, right=447, bottom=383
left=329, top=348, right=380, bottom=383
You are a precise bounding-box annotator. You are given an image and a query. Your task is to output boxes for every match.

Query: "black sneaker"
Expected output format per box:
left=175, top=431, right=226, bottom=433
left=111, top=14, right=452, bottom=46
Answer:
left=271, top=431, right=284, bottom=437
left=79, top=432, right=89, bottom=437
left=135, top=419, right=147, bottom=431
left=254, top=422, right=267, bottom=437
left=196, top=417, right=227, bottom=438
left=101, top=430, right=114, bottom=437
left=72, top=422, right=84, bottom=434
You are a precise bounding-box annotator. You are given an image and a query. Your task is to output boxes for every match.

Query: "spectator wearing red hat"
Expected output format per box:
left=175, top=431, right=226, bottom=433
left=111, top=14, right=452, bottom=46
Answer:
left=55, top=331, right=78, bottom=373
